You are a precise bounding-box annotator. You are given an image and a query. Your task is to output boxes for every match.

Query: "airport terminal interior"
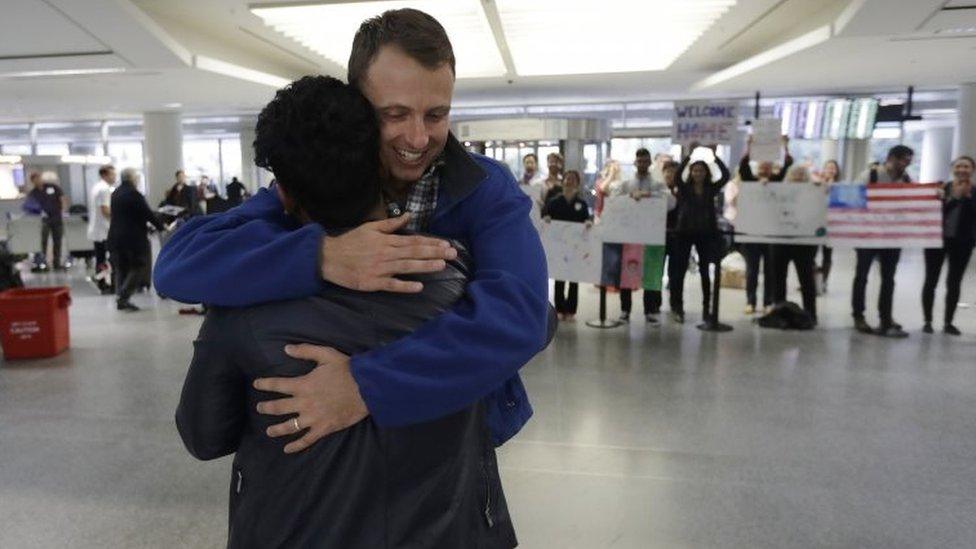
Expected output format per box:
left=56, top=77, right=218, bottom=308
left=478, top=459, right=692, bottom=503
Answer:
left=2, top=1, right=976, bottom=548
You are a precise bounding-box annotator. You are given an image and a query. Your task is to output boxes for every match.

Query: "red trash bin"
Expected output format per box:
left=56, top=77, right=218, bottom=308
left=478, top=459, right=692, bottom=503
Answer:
left=0, top=287, right=71, bottom=360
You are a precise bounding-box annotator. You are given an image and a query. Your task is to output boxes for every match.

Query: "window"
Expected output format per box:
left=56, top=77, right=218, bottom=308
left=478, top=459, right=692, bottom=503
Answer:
left=35, top=143, right=70, bottom=155
left=609, top=137, right=675, bottom=180
left=183, top=140, right=221, bottom=184
left=106, top=141, right=144, bottom=171
left=219, top=138, right=242, bottom=189
left=1, top=144, right=31, bottom=155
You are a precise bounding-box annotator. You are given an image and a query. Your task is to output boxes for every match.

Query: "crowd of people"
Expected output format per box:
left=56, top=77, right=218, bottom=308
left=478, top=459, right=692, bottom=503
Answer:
left=523, top=139, right=976, bottom=337
left=21, top=165, right=249, bottom=311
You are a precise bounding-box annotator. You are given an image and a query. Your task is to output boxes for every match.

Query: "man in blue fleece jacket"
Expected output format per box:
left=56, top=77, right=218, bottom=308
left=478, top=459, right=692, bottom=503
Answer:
left=154, top=8, right=549, bottom=451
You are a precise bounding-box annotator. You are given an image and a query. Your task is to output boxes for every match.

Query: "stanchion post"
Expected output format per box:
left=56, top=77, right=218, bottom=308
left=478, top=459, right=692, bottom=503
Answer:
left=586, top=286, right=623, bottom=329
left=697, top=232, right=733, bottom=333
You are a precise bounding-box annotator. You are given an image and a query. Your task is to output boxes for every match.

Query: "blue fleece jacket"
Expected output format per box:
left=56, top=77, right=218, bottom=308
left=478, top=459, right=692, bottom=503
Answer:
left=154, top=152, right=549, bottom=446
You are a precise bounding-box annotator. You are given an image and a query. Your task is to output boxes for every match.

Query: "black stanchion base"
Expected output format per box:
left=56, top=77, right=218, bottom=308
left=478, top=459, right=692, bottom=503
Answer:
left=586, top=319, right=624, bottom=329
left=697, top=319, right=733, bottom=332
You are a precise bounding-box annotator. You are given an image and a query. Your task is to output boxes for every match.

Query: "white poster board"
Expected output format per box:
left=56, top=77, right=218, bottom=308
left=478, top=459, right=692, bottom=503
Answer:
left=672, top=101, right=738, bottom=147
left=538, top=220, right=602, bottom=284
left=750, top=119, right=782, bottom=163
left=598, top=195, right=668, bottom=245
left=735, top=182, right=828, bottom=245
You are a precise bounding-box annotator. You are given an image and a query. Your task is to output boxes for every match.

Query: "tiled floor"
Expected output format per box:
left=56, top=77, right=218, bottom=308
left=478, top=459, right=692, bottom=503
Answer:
left=1, top=249, right=975, bottom=548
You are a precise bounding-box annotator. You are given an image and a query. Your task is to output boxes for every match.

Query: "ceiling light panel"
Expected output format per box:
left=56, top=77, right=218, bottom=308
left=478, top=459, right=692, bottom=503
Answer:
left=495, top=0, right=736, bottom=76
left=251, top=1, right=507, bottom=78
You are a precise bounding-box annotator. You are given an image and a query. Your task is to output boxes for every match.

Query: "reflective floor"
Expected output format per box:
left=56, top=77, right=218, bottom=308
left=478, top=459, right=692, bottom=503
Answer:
left=1, top=249, right=975, bottom=548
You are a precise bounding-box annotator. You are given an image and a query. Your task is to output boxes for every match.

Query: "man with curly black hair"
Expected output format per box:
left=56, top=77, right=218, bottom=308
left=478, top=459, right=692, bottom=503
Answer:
left=157, top=10, right=550, bottom=543
left=176, top=75, right=525, bottom=547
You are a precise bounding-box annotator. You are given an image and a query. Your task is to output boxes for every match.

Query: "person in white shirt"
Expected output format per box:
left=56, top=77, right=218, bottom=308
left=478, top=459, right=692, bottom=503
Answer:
left=519, top=153, right=546, bottom=212
left=87, top=164, right=116, bottom=293
left=605, top=148, right=674, bottom=324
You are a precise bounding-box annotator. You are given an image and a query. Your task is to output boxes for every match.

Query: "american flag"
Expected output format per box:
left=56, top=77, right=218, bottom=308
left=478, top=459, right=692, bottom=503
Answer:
left=827, top=183, right=943, bottom=248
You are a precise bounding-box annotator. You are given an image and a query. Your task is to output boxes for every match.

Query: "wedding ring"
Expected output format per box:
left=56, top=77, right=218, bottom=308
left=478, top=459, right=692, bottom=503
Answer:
left=292, top=417, right=301, bottom=432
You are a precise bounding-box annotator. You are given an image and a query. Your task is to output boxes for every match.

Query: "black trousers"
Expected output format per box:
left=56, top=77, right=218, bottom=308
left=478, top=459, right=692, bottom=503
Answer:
left=620, top=289, right=662, bottom=315
left=740, top=243, right=772, bottom=308
left=668, top=233, right=713, bottom=316
left=820, top=246, right=833, bottom=284
left=553, top=280, right=579, bottom=315
left=852, top=248, right=901, bottom=325
left=922, top=239, right=975, bottom=324
left=40, top=220, right=64, bottom=267
left=93, top=240, right=108, bottom=267
left=769, top=244, right=818, bottom=320
left=112, top=247, right=149, bottom=302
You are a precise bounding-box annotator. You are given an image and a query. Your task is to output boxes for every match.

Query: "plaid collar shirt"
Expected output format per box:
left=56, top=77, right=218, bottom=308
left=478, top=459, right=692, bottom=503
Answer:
left=402, top=154, right=446, bottom=232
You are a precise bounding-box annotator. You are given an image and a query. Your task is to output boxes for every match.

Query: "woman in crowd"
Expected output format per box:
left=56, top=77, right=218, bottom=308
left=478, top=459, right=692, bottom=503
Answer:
left=921, top=156, right=976, bottom=335
left=668, top=146, right=730, bottom=324
left=594, top=159, right=621, bottom=218
left=767, top=165, right=820, bottom=323
left=815, top=159, right=842, bottom=292
left=543, top=170, right=593, bottom=320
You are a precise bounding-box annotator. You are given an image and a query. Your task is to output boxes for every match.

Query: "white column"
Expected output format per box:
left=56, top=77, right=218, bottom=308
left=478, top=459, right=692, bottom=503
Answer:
left=239, top=125, right=258, bottom=193
left=820, top=139, right=840, bottom=166
left=920, top=125, right=954, bottom=182
left=562, top=139, right=584, bottom=172
left=841, top=139, right=870, bottom=182
left=143, top=111, right=183, bottom=206
left=954, top=83, right=976, bottom=158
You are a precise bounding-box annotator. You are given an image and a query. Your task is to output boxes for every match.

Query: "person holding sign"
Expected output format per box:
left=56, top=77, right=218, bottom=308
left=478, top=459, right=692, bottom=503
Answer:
left=736, top=134, right=793, bottom=314
left=815, top=160, right=842, bottom=292
left=921, top=156, right=976, bottom=335
left=603, top=148, right=671, bottom=323
left=543, top=170, right=593, bottom=320
left=520, top=153, right=546, bottom=212
left=851, top=145, right=914, bottom=338
left=767, top=165, right=820, bottom=324
left=669, top=145, right=730, bottom=324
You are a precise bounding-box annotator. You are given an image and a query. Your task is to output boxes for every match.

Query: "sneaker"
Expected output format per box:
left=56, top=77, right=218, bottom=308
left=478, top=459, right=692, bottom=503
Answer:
left=944, top=324, right=962, bottom=336
left=669, top=311, right=685, bottom=324
left=618, top=312, right=630, bottom=323
left=117, top=300, right=140, bottom=312
left=922, top=322, right=934, bottom=334
left=875, top=325, right=908, bottom=338
left=644, top=314, right=659, bottom=324
left=744, top=304, right=756, bottom=315
left=853, top=316, right=873, bottom=334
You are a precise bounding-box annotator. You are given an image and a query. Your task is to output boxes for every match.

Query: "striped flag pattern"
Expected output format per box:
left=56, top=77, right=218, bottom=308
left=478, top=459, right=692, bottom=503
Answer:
left=827, top=183, right=943, bottom=248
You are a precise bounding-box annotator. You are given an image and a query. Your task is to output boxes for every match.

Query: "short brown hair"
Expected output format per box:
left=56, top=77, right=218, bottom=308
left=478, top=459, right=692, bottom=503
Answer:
left=98, top=164, right=115, bottom=177
left=347, top=8, right=456, bottom=89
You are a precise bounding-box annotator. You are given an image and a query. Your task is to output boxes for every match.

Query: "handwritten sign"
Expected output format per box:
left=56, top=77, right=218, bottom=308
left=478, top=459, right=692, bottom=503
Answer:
left=735, top=182, right=828, bottom=245
left=750, top=119, right=782, bottom=163
left=672, top=101, right=738, bottom=147
left=538, top=220, right=602, bottom=284
left=598, top=195, right=668, bottom=245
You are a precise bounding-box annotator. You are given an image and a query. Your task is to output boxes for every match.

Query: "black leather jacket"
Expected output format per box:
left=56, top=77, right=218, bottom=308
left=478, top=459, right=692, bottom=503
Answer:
left=176, top=243, right=542, bottom=548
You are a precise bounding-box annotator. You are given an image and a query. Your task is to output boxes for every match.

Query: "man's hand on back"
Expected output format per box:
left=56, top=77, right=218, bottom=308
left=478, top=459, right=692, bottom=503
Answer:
left=321, top=213, right=457, bottom=293
left=255, top=344, right=368, bottom=454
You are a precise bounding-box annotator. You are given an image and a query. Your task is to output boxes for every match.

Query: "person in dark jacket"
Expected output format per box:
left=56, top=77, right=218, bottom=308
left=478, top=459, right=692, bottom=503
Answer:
left=225, top=176, right=249, bottom=207
left=177, top=75, right=543, bottom=548
left=26, top=171, right=68, bottom=270
left=921, top=155, right=976, bottom=335
left=542, top=169, right=593, bottom=319
left=668, top=145, right=730, bottom=323
left=852, top=145, right=914, bottom=338
left=159, top=170, right=199, bottom=221
left=155, top=9, right=549, bottom=454
left=107, top=168, right=164, bottom=311
left=737, top=134, right=793, bottom=314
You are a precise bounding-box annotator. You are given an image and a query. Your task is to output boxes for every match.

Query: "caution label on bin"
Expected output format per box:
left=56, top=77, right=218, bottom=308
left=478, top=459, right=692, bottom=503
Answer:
left=10, top=321, right=40, bottom=339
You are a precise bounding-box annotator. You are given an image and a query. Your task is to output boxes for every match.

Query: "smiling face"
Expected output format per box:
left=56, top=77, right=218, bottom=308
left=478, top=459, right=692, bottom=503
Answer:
left=361, top=45, right=454, bottom=185
left=690, top=163, right=709, bottom=184
left=952, top=158, right=973, bottom=183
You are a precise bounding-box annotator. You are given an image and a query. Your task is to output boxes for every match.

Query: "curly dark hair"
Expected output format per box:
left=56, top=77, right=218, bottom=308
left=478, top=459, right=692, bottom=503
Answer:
left=254, top=75, right=381, bottom=228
